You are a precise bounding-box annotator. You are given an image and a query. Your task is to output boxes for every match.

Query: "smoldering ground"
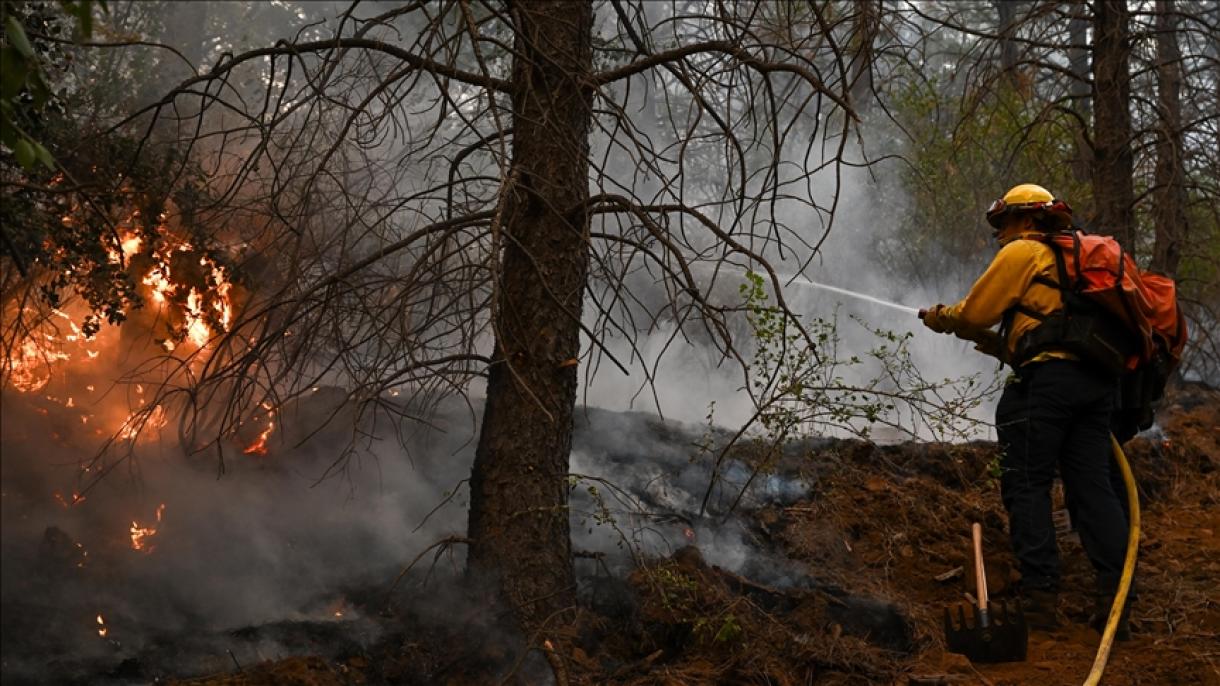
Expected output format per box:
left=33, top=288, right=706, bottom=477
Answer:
left=1, top=377, right=832, bottom=684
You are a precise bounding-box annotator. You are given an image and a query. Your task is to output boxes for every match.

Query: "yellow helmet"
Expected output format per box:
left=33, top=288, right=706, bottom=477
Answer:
left=986, top=183, right=1072, bottom=229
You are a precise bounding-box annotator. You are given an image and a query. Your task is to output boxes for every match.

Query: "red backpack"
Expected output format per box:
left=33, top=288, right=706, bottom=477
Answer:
left=1009, top=230, right=1188, bottom=437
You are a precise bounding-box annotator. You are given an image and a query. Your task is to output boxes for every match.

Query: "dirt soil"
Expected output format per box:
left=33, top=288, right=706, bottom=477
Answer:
left=176, top=385, right=1220, bottom=686
left=761, top=383, right=1220, bottom=686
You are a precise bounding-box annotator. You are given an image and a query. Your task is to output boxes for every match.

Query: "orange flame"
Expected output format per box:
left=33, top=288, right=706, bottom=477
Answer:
left=6, top=219, right=238, bottom=398
left=138, top=230, right=233, bottom=351
left=106, top=234, right=142, bottom=263
left=96, top=613, right=107, bottom=637
left=54, top=491, right=86, bottom=508
left=8, top=338, right=71, bottom=392
left=326, top=598, right=347, bottom=619
left=6, top=222, right=237, bottom=399
left=130, top=503, right=166, bottom=553
left=118, top=404, right=167, bottom=442
left=243, top=421, right=275, bottom=456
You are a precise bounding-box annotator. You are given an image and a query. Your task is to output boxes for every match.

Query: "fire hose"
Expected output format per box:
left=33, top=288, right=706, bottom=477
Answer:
left=1083, top=434, right=1139, bottom=686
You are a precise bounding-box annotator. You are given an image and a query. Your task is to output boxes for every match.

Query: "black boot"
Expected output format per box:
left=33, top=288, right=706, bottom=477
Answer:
left=1022, top=589, right=1060, bottom=631
left=1090, top=592, right=1132, bottom=641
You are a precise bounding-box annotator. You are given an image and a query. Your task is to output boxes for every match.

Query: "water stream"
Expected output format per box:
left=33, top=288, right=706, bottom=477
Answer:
left=694, top=262, right=921, bottom=316
left=783, top=276, right=920, bottom=316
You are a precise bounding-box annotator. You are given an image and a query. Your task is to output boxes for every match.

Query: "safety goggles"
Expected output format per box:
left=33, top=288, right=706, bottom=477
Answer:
left=986, top=197, right=1044, bottom=217
left=986, top=197, right=1073, bottom=229
left=986, top=198, right=1021, bottom=228
left=988, top=197, right=1071, bottom=215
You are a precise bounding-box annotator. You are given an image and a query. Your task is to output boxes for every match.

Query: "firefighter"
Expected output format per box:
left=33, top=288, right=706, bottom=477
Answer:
left=919, top=184, right=1131, bottom=638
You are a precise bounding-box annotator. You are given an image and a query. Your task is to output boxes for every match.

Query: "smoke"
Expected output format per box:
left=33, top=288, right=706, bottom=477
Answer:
left=567, top=405, right=834, bottom=592
left=1, top=378, right=824, bottom=682
left=578, top=4, right=1009, bottom=436
left=579, top=128, right=1006, bottom=439
left=0, top=382, right=468, bottom=679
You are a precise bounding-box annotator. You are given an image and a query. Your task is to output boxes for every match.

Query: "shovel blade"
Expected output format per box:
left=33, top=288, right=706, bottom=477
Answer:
left=943, top=600, right=1028, bottom=663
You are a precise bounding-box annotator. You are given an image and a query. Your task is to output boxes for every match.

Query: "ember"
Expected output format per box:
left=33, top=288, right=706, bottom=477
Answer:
left=96, top=614, right=107, bottom=638
left=53, top=491, right=86, bottom=508
left=8, top=338, right=70, bottom=393
left=118, top=405, right=168, bottom=442
left=130, top=503, right=167, bottom=553
left=244, top=420, right=275, bottom=456
left=326, top=598, right=347, bottom=619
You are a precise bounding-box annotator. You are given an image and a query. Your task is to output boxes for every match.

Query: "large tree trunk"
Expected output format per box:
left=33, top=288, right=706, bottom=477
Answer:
left=1091, top=0, right=1136, bottom=253
left=1068, top=0, right=1092, bottom=189
left=466, top=0, right=592, bottom=632
left=1150, top=0, right=1187, bottom=275
left=849, top=0, right=879, bottom=116
left=995, top=0, right=1020, bottom=89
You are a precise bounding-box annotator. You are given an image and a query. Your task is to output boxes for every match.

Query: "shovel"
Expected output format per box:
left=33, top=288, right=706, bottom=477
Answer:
left=943, top=523, right=1028, bottom=663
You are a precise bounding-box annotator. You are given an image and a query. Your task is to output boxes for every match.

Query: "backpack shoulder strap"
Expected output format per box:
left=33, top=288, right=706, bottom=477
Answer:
left=1023, top=232, right=1073, bottom=298
left=1039, top=231, right=1080, bottom=292
left=998, top=234, right=1064, bottom=351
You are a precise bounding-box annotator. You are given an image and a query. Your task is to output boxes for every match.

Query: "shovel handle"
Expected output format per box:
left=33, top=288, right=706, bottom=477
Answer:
left=972, top=522, right=989, bottom=611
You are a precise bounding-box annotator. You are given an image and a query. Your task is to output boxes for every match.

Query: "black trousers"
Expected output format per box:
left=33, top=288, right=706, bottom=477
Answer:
left=995, top=360, right=1129, bottom=593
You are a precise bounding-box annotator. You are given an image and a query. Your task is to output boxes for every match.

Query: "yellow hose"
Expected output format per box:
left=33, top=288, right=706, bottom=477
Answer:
left=1082, top=434, right=1140, bottom=686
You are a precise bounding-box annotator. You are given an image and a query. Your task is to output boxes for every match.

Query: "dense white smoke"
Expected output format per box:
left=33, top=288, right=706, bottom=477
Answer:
left=580, top=141, right=1007, bottom=439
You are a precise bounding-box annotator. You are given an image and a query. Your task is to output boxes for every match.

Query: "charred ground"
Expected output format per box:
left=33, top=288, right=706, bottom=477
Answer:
left=2, top=385, right=1217, bottom=686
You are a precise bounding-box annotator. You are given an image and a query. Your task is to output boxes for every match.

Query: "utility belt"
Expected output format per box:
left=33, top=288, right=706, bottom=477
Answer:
left=1009, top=304, right=1171, bottom=440
left=1005, top=293, right=1136, bottom=377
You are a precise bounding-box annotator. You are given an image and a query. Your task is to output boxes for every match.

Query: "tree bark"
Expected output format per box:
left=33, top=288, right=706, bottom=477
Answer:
left=995, top=0, right=1020, bottom=90
left=1150, top=0, right=1187, bottom=275
left=1068, top=0, right=1092, bottom=189
left=466, top=0, right=592, bottom=632
left=1091, top=0, right=1136, bottom=253
left=849, top=0, right=879, bottom=116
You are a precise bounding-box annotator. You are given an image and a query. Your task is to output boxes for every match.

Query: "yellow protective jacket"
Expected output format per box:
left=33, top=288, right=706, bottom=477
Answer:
left=924, top=231, right=1073, bottom=364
